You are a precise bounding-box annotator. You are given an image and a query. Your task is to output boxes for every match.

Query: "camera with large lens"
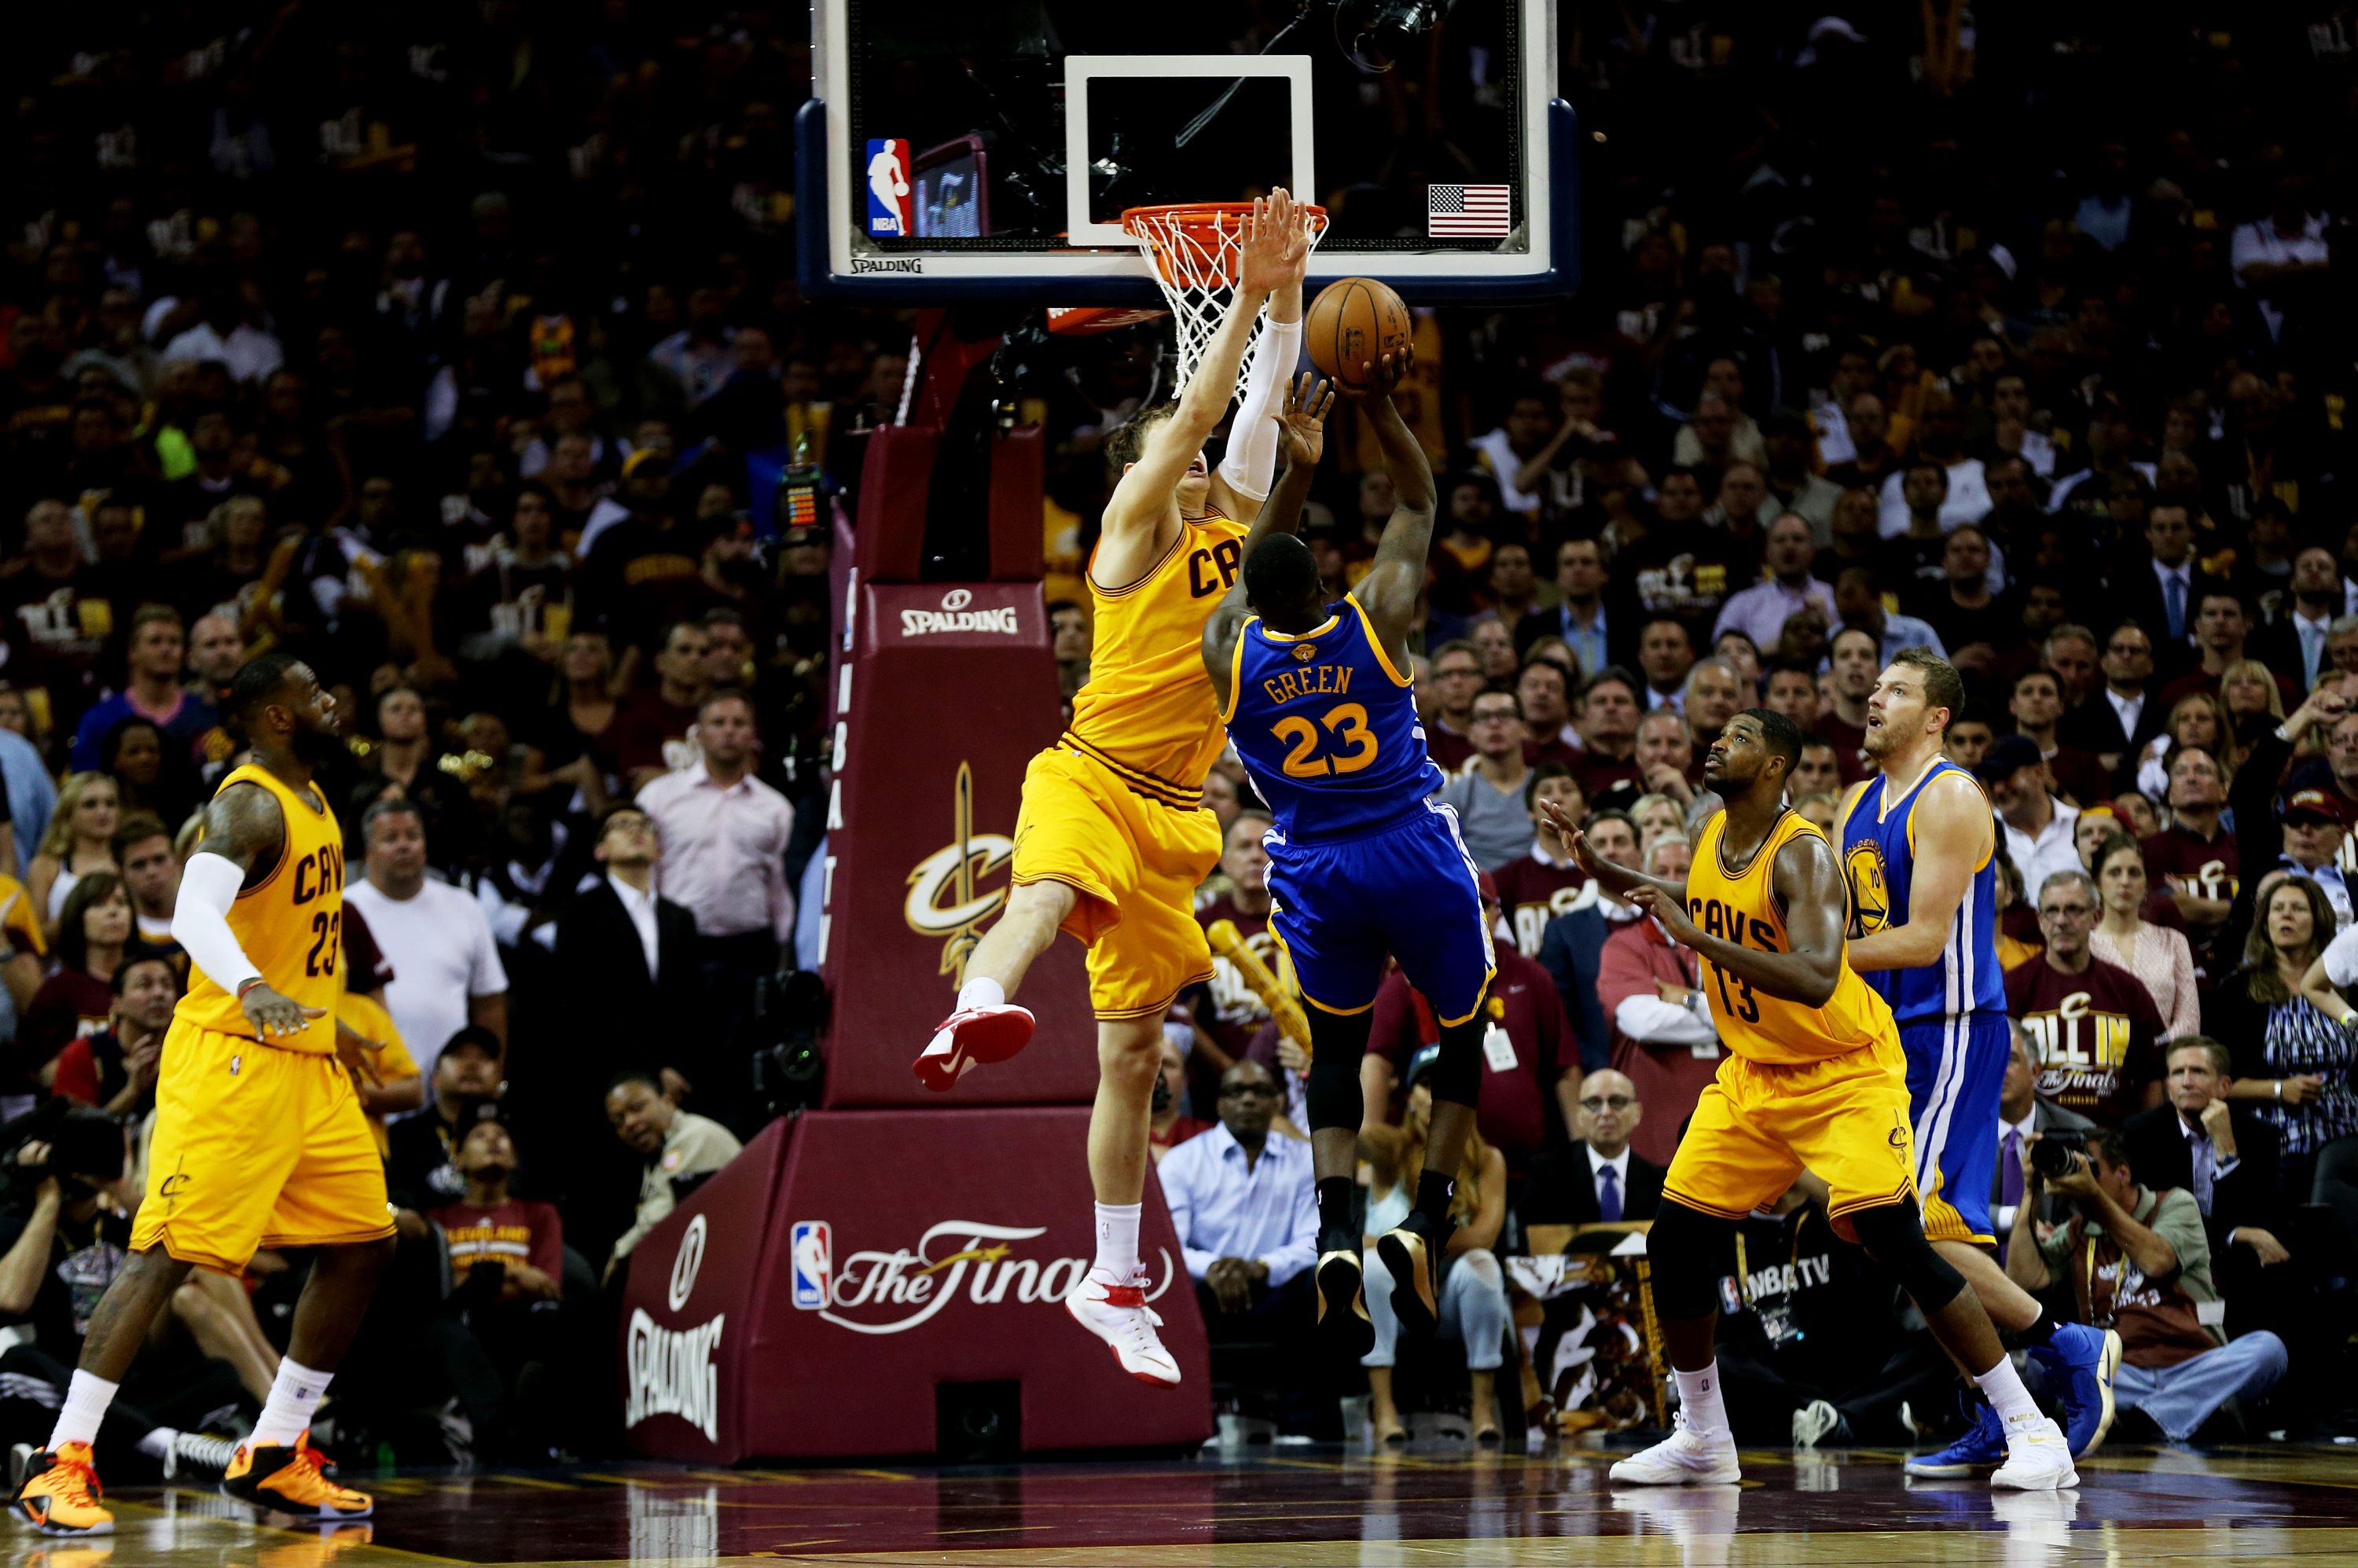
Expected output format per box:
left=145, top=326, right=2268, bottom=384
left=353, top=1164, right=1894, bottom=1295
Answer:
left=0, top=1099, right=126, bottom=1209
left=2029, top=1128, right=2088, bottom=1181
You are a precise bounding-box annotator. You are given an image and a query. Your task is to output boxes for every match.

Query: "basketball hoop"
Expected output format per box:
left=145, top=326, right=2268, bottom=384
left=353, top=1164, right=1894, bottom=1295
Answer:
left=1120, top=202, right=1328, bottom=399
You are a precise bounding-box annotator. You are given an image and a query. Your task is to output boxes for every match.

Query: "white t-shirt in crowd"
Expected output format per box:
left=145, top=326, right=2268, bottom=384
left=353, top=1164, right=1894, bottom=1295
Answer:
left=344, top=876, right=509, bottom=1081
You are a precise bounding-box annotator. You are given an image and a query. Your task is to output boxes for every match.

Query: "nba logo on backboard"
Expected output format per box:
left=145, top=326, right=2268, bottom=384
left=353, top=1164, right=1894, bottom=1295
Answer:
left=865, top=140, right=913, bottom=237
left=791, top=1221, right=832, bottom=1309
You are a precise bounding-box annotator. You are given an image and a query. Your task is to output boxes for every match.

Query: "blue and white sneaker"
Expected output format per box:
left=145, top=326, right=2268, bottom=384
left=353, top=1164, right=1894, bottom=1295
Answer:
left=2031, top=1323, right=2121, bottom=1458
left=1904, top=1392, right=2004, bottom=1478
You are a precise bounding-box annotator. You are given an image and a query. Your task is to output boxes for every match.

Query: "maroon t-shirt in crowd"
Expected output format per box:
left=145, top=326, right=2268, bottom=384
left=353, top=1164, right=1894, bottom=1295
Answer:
left=1365, top=947, right=1575, bottom=1162
left=1813, top=711, right=1874, bottom=784
left=2139, top=827, right=2239, bottom=909
left=1427, top=723, right=1475, bottom=774
left=2004, top=952, right=2168, bottom=1124
left=1571, top=749, right=1644, bottom=804
left=1490, top=852, right=1590, bottom=956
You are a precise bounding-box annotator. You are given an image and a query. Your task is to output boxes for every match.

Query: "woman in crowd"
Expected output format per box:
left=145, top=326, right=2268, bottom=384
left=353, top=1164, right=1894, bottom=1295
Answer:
left=1630, top=792, right=1687, bottom=859
left=1359, top=1049, right=1511, bottom=1446
left=2088, top=834, right=2201, bottom=1041
left=2220, top=658, right=2286, bottom=753
left=2137, top=692, right=2236, bottom=798
left=99, top=716, right=197, bottom=830
left=2208, top=872, right=2358, bottom=1204
left=28, top=773, right=119, bottom=940
left=536, top=631, right=622, bottom=820
left=19, top=873, right=134, bottom=1087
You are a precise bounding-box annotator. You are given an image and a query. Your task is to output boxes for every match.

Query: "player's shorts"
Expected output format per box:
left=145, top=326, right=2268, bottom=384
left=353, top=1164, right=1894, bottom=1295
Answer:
left=1262, top=801, right=1496, bottom=1024
left=1662, top=1030, right=1917, bottom=1244
left=1899, top=1012, right=2009, bottom=1245
left=130, top=1018, right=396, bottom=1273
left=1010, top=746, right=1223, bottom=1020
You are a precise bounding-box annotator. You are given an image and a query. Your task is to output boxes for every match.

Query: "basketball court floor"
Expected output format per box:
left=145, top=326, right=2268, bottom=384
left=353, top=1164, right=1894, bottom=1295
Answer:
left=45, top=1441, right=2358, bottom=1566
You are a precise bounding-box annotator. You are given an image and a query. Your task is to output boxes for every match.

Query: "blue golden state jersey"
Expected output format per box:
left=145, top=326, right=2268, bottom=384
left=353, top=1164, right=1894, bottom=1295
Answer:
left=1839, top=758, right=2007, bottom=1026
left=1221, top=596, right=1443, bottom=843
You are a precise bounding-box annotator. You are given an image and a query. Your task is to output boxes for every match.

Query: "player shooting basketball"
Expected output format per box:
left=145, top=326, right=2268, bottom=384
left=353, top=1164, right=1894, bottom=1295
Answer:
left=910, top=192, right=1316, bottom=1386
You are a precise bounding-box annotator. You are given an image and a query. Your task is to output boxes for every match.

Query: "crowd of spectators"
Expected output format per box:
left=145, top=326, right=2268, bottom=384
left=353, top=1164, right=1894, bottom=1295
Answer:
left=0, top=0, right=2356, bottom=1460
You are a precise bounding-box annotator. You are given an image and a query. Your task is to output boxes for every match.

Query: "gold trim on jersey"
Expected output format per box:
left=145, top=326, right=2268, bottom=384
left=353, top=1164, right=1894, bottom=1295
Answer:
left=1256, top=611, right=1342, bottom=643
left=1059, top=732, right=1203, bottom=810
left=1220, top=629, right=1251, bottom=726
left=1347, top=596, right=1413, bottom=689
left=1089, top=509, right=1235, bottom=598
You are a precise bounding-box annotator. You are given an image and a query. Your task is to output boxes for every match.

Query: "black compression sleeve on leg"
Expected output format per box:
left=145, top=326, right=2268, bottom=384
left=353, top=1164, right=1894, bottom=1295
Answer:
left=1647, top=1199, right=1740, bottom=1320
left=1429, top=1010, right=1485, bottom=1110
left=1848, top=1203, right=1968, bottom=1314
left=1305, top=1005, right=1373, bottom=1133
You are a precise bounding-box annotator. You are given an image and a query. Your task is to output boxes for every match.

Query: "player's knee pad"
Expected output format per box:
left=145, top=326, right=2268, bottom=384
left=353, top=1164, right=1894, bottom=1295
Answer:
left=1430, top=1011, right=1485, bottom=1109
left=1305, top=1006, right=1372, bottom=1133
left=1848, top=1202, right=1967, bottom=1313
left=1647, top=1199, right=1738, bottom=1321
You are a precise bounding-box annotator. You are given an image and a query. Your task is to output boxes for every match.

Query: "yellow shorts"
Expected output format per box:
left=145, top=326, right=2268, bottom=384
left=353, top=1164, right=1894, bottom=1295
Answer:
left=130, top=1019, right=396, bottom=1272
left=1011, top=747, right=1223, bottom=1019
left=1662, top=1032, right=1918, bottom=1244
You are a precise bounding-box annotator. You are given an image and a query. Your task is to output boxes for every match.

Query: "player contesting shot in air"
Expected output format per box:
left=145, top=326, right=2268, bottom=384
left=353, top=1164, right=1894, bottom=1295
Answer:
left=1201, top=349, right=1499, bottom=1357
left=1838, top=649, right=2123, bottom=1474
left=1541, top=711, right=2079, bottom=1489
left=910, top=193, right=1316, bottom=1386
left=14, top=653, right=391, bottom=1534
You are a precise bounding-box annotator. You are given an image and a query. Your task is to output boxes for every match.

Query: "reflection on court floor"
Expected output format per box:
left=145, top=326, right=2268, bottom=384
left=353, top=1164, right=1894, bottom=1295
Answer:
left=17, top=1443, right=2358, bottom=1567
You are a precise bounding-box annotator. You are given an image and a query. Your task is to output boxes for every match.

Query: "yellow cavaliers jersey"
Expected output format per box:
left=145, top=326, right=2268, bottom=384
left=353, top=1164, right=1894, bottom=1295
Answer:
left=178, top=764, right=346, bottom=1054
left=1687, top=809, right=1897, bottom=1065
left=1065, top=509, right=1249, bottom=802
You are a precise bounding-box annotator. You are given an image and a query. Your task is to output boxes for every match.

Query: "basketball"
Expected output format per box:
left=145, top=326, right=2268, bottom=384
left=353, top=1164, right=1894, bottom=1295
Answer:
left=1305, top=277, right=1412, bottom=390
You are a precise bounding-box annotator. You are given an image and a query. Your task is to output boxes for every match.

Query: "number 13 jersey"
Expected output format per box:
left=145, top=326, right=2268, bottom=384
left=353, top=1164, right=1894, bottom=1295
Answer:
left=1687, top=808, right=1897, bottom=1065
left=177, top=762, right=345, bottom=1054
left=1223, top=595, right=1442, bottom=842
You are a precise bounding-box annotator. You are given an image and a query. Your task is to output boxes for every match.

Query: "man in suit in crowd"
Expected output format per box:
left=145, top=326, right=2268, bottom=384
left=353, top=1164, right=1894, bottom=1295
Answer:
left=2125, top=1036, right=2288, bottom=1330
left=1519, top=1068, right=1666, bottom=1227
left=1993, top=1019, right=2095, bottom=1271
left=2108, top=504, right=2226, bottom=682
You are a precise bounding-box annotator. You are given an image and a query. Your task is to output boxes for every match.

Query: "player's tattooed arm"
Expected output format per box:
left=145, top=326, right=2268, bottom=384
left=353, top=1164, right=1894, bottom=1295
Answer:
left=1631, top=832, right=1849, bottom=1008
left=1348, top=350, right=1438, bottom=670
left=200, top=780, right=287, bottom=887
left=1202, top=373, right=1334, bottom=707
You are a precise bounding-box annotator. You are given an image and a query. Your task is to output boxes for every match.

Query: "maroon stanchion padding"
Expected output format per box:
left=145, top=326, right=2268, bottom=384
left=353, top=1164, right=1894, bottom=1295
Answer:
left=620, top=1110, right=1214, bottom=1460
left=817, top=578, right=1096, bottom=1107
left=850, top=424, right=936, bottom=584
left=986, top=423, right=1045, bottom=581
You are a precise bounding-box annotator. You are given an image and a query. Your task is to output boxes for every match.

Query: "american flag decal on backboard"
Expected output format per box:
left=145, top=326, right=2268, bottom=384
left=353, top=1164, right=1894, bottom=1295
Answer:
left=1428, top=184, right=1511, bottom=237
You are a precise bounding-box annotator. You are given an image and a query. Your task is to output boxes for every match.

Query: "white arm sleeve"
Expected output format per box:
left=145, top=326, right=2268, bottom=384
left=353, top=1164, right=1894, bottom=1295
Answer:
left=172, top=852, right=266, bottom=994
left=1216, top=312, right=1303, bottom=505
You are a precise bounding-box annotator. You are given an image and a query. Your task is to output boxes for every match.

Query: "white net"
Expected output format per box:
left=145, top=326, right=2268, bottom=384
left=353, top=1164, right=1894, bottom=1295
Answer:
left=1122, top=203, right=1328, bottom=402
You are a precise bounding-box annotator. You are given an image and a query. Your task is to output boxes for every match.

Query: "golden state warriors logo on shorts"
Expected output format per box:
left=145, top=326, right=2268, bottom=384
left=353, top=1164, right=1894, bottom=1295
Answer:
left=1845, top=842, right=1890, bottom=939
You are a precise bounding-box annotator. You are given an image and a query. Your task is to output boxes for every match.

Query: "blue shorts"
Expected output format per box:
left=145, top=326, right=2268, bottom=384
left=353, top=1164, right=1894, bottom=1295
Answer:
left=1900, top=1012, right=2009, bottom=1245
left=1263, top=802, right=1497, bottom=1024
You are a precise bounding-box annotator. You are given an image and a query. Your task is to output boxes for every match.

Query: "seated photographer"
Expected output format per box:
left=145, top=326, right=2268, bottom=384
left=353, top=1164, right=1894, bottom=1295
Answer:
left=1359, top=1048, right=1511, bottom=1446
left=2125, top=1038, right=2290, bottom=1320
left=1713, top=1173, right=1956, bottom=1448
left=1994, top=1019, right=2095, bottom=1267
left=2007, top=1127, right=2290, bottom=1441
left=604, top=1070, right=741, bottom=1284
left=51, top=955, right=178, bottom=1117
left=0, top=1110, right=247, bottom=1478
left=1157, top=1059, right=1328, bottom=1438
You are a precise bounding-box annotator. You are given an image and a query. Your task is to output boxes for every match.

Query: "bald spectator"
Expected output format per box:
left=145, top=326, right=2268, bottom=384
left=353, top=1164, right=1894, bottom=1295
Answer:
left=343, top=799, right=510, bottom=1084
left=1520, top=1068, right=1666, bottom=1225
left=635, top=689, right=795, bottom=1115
left=1680, top=658, right=1745, bottom=749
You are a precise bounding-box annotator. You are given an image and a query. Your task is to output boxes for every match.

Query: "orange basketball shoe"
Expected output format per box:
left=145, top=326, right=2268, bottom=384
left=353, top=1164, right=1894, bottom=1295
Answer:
left=13, top=1443, right=112, bottom=1536
left=222, top=1433, right=372, bottom=1521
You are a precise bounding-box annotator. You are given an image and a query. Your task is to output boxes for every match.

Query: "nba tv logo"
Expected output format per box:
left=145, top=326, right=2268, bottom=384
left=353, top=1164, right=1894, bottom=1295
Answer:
left=865, top=141, right=913, bottom=237
left=792, top=1221, right=833, bottom=1309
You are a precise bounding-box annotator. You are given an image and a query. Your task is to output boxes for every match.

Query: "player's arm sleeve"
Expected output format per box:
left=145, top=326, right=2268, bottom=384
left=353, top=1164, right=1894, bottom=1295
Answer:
left=171, top=851, right=266, bottom=994
left=1215, top=311, right=1302, bottom=504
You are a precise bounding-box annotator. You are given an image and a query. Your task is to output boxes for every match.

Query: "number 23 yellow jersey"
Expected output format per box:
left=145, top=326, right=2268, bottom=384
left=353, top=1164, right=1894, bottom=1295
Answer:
left=176, top=763, right=346, bottom=1054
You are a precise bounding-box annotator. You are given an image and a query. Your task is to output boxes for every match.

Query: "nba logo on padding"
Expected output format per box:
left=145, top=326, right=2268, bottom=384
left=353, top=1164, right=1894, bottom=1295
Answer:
left=791, top=1221, right=833, bottom=1309
left=865, top=140, right=913, bottom=237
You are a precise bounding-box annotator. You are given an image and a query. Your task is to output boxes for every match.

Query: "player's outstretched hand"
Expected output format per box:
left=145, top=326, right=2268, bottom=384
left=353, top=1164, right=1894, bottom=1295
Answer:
left=243, top=984, right=325, bottom=1041
left=1271, top=373, right=1335, bottom=469
left=1625, top=885, right=1699, bottom=946
left=1338, top=346, right=1414, bottom=402
left=1542, top=800, right=1603, bottom=874
left=1237, top=188, right=1305, bottom=299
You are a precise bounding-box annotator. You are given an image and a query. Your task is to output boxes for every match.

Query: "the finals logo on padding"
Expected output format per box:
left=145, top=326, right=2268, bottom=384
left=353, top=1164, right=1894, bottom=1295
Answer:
left=1845, top=842, right=1890, bottom=938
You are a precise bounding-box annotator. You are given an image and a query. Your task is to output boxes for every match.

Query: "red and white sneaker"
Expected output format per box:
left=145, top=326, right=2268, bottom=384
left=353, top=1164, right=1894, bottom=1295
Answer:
left=913, top=1004, right=1035, bottom=1091
left=1064, top=1268, right=1181, bottom=1387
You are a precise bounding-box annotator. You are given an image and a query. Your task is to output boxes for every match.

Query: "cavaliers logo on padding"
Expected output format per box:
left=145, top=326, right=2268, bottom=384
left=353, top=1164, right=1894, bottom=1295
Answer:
left=1845, top=842, right=1890, bottom=938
